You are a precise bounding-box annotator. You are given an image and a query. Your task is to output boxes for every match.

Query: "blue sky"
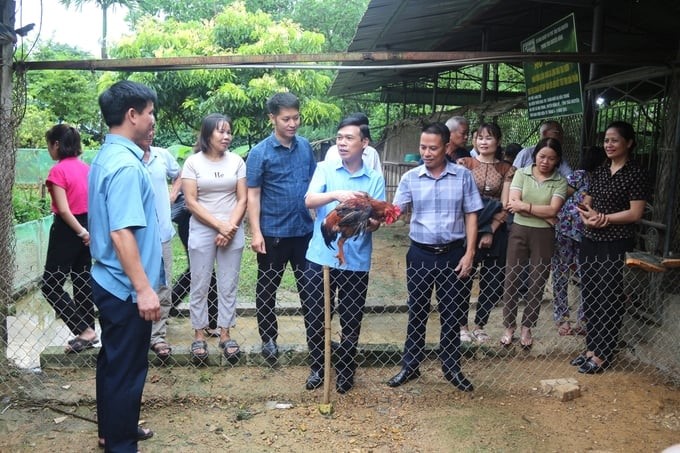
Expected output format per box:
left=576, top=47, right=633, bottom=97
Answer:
left=19, top=1, right=130, bottom=57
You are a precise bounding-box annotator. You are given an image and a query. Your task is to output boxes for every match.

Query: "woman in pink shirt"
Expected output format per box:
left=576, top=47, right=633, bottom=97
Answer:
left=41, top=124, right=97, bottom=353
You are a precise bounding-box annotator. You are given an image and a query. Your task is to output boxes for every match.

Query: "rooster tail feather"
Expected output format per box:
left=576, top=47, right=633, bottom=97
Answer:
left=320, top=220, right=336, bottom=249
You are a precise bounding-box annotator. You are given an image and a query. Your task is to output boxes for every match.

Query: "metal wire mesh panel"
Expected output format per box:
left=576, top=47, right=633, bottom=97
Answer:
left=6, top=246, right=679, bottom=394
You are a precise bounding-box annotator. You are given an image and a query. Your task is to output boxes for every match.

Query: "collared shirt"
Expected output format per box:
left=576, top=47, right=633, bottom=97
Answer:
left=513, top=146, right=573, bottom=177
left=246, top=132, right=316, bottom=237
left=324, top=144, right=383, bottom=176
left=510, top=165, right=567, bottom=229
left=305, top=160, right=386, bottom=271
left=144, top=146, right=180, bottom=243
left=394, top=161, right=483, bottom=245
left=585, top=159, right=651, bottom=242
left=88, top=134, right=162, bottom=302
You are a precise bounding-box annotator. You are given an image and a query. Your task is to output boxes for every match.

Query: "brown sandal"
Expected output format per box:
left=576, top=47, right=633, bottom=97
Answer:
left=557, top=321, right=573, bottom=336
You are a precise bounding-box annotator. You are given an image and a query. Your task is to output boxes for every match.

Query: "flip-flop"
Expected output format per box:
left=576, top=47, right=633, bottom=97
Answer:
left=98, top=426, right=153, bottom=448
left=499, top=331, right=515, bottom=347
left=150, top=342, right=172, bottom=359
left=190, top=340, right=208, bottom=363
left=219, top=339, right=241, bottom=363
left=65, top=337, right=96, bottom=353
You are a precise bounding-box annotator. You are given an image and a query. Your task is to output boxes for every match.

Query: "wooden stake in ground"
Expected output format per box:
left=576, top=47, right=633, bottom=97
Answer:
left=318, top=265, right=333, bottom=415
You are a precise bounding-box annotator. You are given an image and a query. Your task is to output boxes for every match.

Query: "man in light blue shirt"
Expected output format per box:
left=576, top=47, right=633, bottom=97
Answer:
left=301, top=116, right=387, bottom=394
left=88, top=80, right=161, bottom=452
left=140, top=129, right=181, bottom=360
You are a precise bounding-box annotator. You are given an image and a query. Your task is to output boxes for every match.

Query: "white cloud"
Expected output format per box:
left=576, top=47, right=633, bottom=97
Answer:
left=18, top=1, right=130, bottom=57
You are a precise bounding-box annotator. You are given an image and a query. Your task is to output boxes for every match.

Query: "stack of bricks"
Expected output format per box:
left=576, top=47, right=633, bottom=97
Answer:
left=540, top=378, right=581, bottom=402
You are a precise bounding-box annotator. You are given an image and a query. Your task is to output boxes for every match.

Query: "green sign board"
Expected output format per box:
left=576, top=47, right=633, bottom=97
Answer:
left=521, top=13, right=583, bottom=120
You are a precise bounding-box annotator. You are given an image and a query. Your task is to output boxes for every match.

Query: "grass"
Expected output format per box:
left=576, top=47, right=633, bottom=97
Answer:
left=170, top=228, right=299, bottom=304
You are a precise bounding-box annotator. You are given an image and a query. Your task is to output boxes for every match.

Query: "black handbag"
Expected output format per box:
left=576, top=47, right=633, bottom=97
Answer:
left=171, top=192, right=190, bottom=223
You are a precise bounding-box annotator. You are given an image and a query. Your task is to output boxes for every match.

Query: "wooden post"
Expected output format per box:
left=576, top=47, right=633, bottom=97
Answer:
left=322, top=265, right=332, bottom=406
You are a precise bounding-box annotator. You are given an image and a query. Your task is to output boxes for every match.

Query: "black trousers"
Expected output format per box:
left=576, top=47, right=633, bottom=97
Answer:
left=93, top=279, right=151, bottom=452
left=402, top=244, right=467, bottom=375
left=41, top=214, right=94, bottom=336
left=255, top=234, right=311, bottom=342
left=301, top=261, right=369, bottom=374
left=579, top=236, right=633, bottom=363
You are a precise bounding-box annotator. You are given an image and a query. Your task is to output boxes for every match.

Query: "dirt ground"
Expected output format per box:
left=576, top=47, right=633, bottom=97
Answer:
left=0, top=364, right=678, bottom=452
left=1, top=225, right=679, bottom=452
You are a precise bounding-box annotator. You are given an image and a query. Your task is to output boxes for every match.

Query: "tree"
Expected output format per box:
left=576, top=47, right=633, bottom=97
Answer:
left=18, top=41, right=100, bottom=147
left=112, top=2, right=340, bottom=147
left=129, top=0, right=370, bottom=51
left=59, top=0, right=135, bottom=58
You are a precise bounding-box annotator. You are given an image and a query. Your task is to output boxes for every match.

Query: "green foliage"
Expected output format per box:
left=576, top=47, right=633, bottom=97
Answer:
left=112, top=1, right=339, bottom=146
left=12, top=186, right=51, bottom=224
left=18, top=41, right=101, bottom=147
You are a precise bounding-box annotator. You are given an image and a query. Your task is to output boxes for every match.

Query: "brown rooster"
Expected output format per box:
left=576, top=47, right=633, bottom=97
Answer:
left=321, top=192, right=401, bottom=266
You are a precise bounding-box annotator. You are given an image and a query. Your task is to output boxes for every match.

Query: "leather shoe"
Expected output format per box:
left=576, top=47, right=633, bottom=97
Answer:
left=387, top=368, right=420, bottom=387
left=570, top=354, right=588, bottom=367
left=261, top=339, right=278, bottom=365
left=578, top=358, right=606, bottom=374
left=336, top=374, right=354, bottom=394
left=305, top=370, right=323, bottom=390
left=444, top=371, right=474, bottom=392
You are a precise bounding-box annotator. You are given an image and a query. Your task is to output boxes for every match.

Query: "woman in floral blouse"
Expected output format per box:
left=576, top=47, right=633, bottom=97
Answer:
left=573, top=121, right=651, bottom=374
left=551, top=145, right=606, bottom=336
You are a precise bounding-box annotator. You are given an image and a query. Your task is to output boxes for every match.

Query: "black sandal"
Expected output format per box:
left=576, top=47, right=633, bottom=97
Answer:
left=219, top=339, right=241, bottom=364
left=190, top=340, right=208, bottom=363
left=65, top=337, right=97, bottom=353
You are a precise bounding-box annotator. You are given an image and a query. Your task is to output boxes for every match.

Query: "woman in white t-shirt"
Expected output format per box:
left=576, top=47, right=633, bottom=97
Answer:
left=182, top=114, right=247, bottom=364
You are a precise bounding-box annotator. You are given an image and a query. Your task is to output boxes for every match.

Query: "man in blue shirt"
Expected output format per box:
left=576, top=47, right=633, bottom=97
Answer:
left=88, top=80, right=161, bottom=452
left=387, top=122, right=482, bottom=392
left=246, top=92, right=317, bottom=365
left=301, top=116, right=386, bottom=393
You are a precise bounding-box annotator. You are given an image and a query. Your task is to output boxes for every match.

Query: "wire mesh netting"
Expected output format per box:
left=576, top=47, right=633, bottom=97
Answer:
left=5, top=229, right=679, bottom=395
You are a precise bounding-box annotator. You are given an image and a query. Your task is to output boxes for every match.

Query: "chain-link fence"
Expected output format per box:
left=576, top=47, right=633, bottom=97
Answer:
left=5, top=232, right=679, bottom=396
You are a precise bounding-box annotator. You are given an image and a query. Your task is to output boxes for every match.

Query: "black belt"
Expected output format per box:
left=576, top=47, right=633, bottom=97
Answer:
left=411, top=240, right=464, bottom=255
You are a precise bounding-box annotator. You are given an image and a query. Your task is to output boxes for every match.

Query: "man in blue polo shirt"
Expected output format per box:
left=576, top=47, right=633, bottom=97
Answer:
left=301, top=115, right=386, bottom=394
left=246, top=92, right=317, bottom=365
left=88, top=80, right=161, bottom=452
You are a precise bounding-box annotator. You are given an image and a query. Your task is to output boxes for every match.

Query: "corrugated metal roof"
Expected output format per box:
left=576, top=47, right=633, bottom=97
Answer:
left=330, top=0, right=680, bottom=96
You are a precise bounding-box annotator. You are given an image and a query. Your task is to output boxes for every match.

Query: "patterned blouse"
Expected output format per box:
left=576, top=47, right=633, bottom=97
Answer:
left=555, top=169, right=589, bottom=242
left=457, top=157, right=514, bottom=200
left=584, top=160, right=651, bottom=242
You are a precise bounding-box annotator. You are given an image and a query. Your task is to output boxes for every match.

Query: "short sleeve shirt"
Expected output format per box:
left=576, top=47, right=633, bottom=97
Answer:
left=510, top=165, right=568, bottom=229
left=457, top=157, right=514, bottom=200
left=584, top=160, right=651, bottom=241
left=246, top=133, right=316, bottom=237
left=144, top=146, right=180, bottom=242
left=88, top=134, right=162, bottom=302
left=182, top=150, right=247, bottom=246
left=46, top=157, right=89, bottom=215
left=393, top=161, right=483, bottom=244
left=305, top=160, right=386, bottom=271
